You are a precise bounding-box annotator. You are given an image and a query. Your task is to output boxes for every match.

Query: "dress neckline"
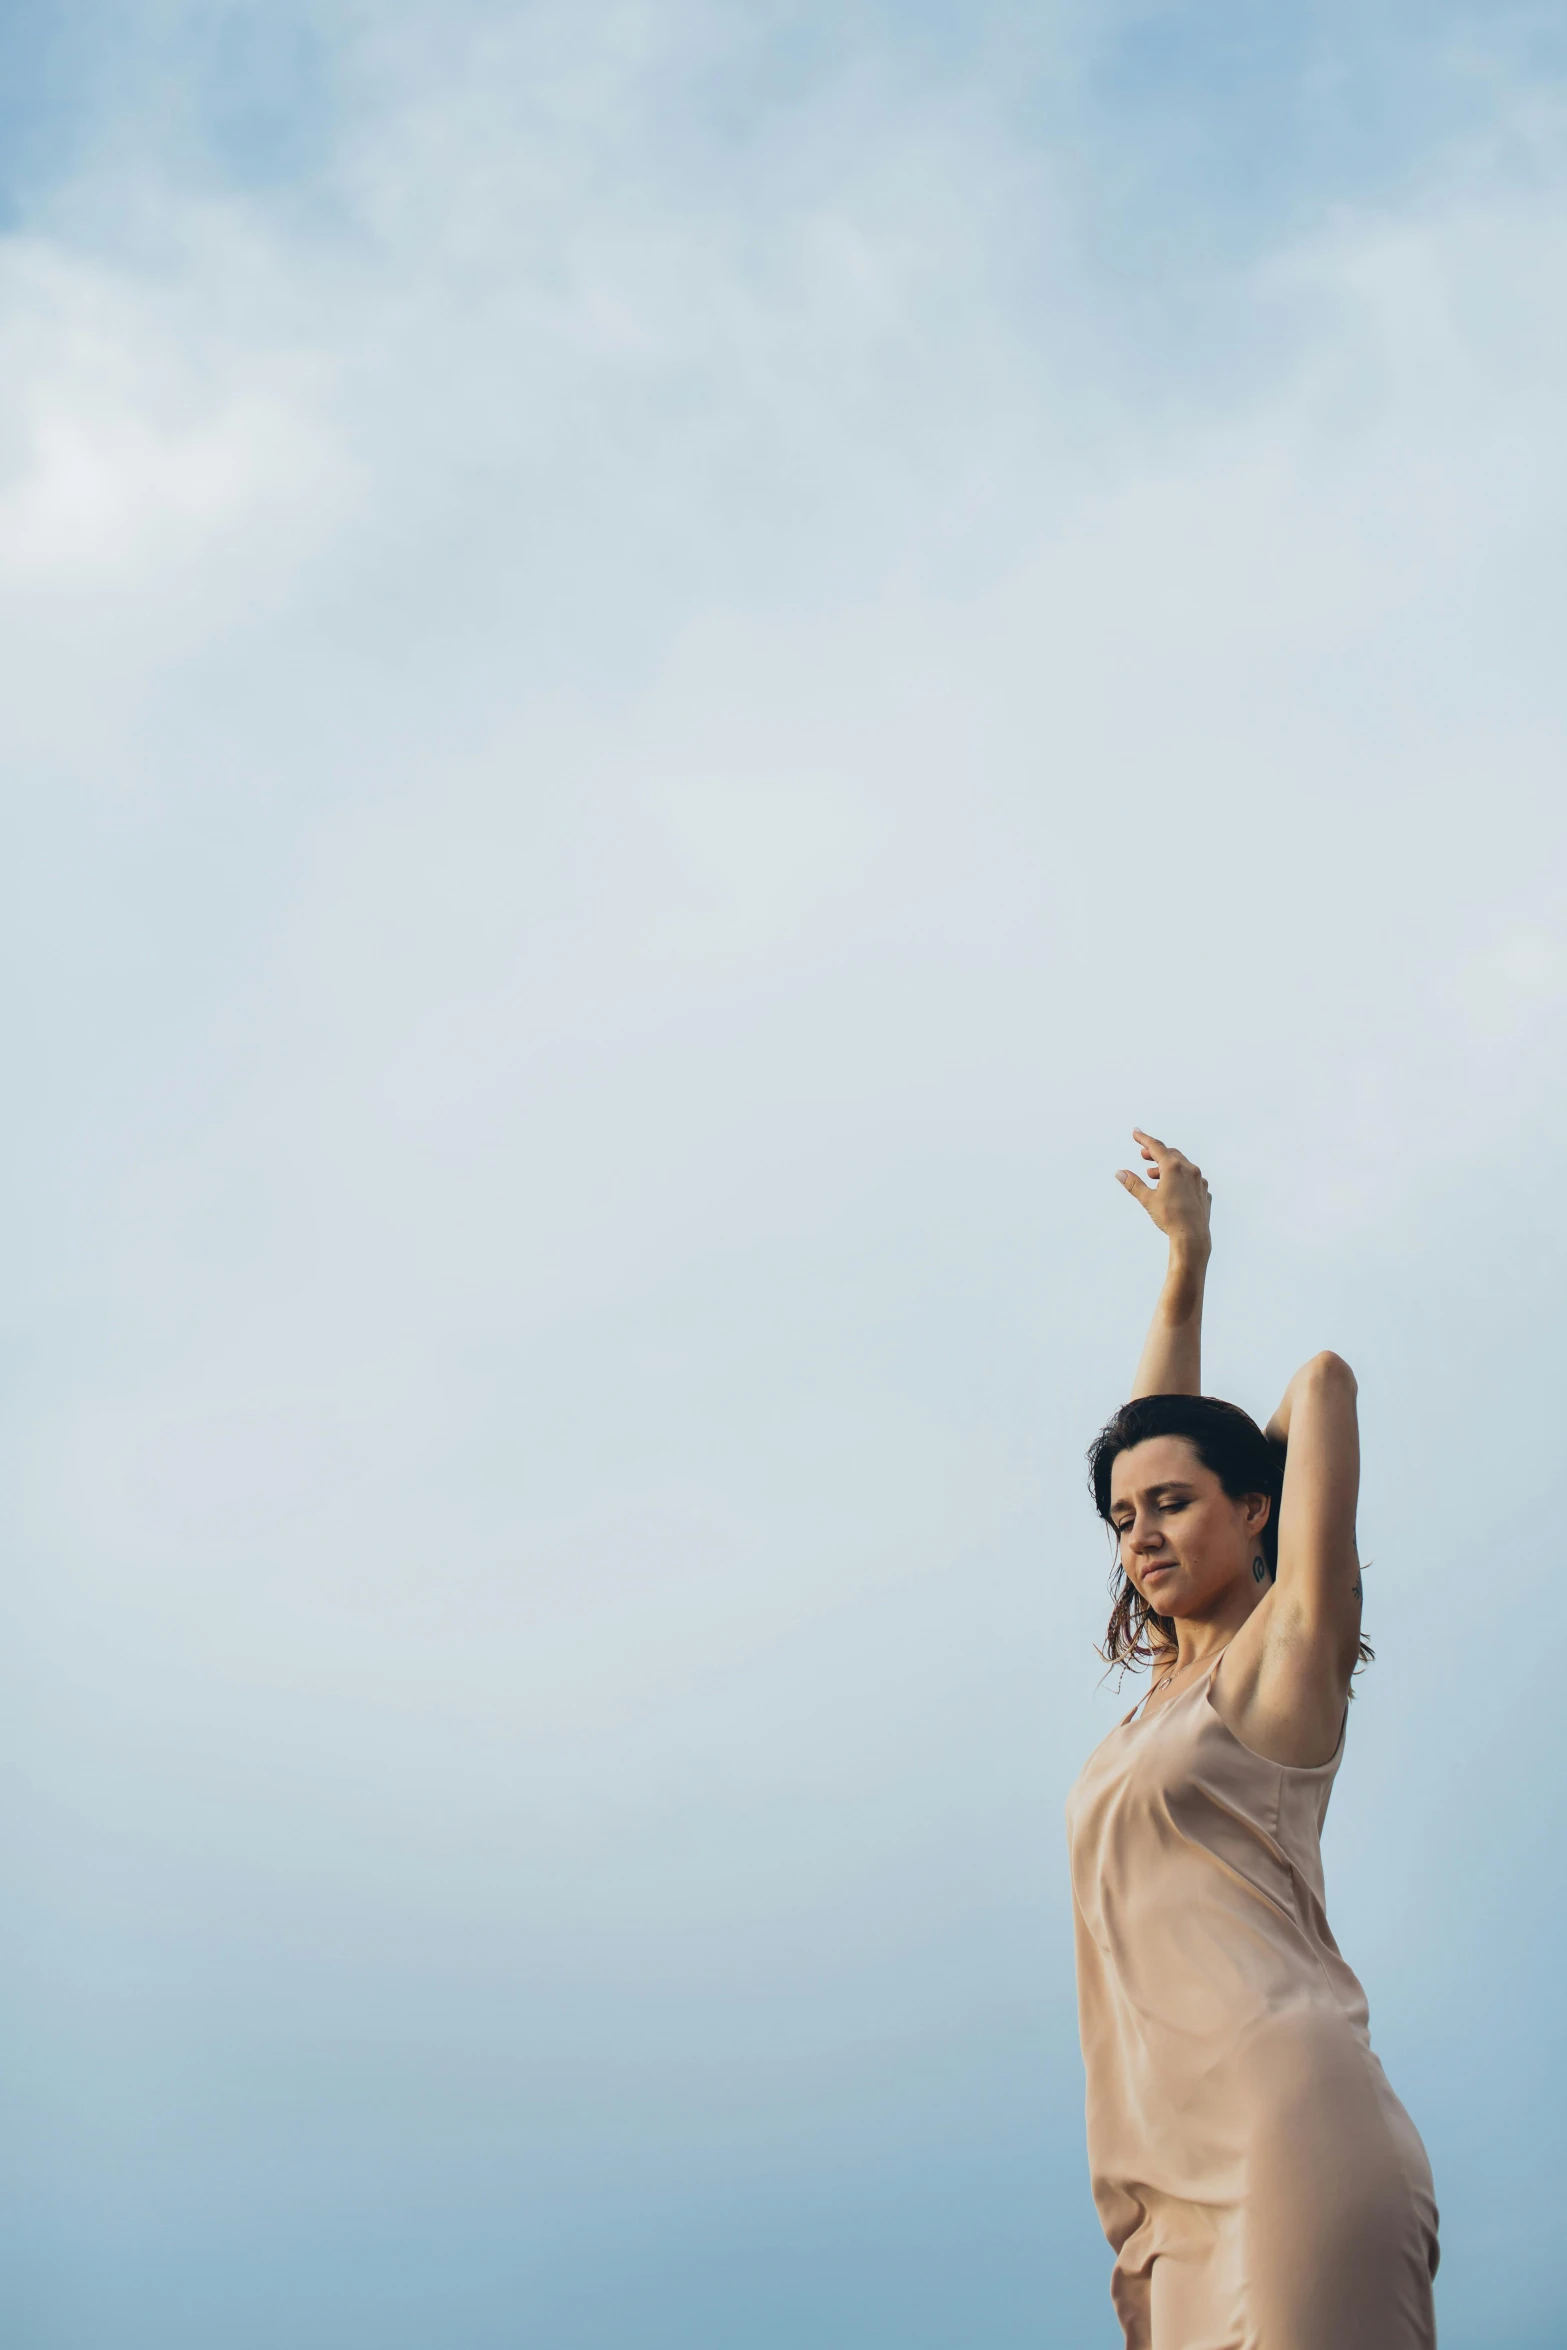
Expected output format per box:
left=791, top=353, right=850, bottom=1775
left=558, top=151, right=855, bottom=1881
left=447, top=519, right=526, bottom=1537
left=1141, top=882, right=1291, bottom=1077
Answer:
left=1113, top=1649, right=1348, bottom=1776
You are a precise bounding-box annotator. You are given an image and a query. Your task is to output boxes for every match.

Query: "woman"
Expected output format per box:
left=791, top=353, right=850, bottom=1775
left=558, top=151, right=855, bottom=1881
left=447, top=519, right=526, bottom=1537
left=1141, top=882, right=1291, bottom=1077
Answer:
left=1066, top=1131, right=1439, bottom=2349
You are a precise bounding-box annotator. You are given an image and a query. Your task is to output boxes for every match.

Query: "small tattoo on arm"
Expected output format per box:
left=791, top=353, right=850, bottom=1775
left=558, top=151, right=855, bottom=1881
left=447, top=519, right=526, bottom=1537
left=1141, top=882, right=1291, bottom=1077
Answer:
left=1352, top=1577, right=1363, bottom=1599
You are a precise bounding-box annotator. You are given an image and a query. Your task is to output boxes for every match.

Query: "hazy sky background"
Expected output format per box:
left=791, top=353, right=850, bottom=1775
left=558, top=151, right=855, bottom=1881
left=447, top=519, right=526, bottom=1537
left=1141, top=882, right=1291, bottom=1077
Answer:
left=1, top=3, right=1565, bottom=2344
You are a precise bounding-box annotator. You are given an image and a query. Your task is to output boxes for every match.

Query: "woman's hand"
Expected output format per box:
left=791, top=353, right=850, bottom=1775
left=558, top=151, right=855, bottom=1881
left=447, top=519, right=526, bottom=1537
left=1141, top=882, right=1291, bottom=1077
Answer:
left=1116, top=1131, right=1212, bottom=1261
left=1121, top=1132, right=1211, bottom=1397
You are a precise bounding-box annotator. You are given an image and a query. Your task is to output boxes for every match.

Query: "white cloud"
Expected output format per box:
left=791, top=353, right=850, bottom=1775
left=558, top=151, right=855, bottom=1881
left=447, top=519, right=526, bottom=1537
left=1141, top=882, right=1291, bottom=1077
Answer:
left=0, top=229, right=334, bottom=557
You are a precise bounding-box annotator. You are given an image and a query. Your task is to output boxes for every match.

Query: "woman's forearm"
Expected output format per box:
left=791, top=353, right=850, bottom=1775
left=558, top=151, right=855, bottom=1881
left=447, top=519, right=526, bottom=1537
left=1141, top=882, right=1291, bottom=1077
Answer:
left=1129, top=1242, right=1208, bottom=1398
left=1115, top=1133, right=1213, bottom=1398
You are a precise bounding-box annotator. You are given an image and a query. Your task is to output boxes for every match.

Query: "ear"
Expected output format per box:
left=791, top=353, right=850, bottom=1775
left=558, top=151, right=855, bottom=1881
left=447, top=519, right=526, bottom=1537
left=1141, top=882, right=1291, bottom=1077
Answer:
left=1241, top=1491, right=1272, bottom=1537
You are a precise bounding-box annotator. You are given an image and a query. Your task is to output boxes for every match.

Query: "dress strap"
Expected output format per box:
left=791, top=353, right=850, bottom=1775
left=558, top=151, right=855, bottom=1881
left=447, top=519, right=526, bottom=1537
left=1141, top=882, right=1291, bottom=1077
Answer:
left=1119, top=1667, right=1176, bottom=1727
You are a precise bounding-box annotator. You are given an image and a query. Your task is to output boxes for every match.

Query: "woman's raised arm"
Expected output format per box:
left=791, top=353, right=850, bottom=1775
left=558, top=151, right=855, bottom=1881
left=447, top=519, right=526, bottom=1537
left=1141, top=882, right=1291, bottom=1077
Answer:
left=1217, top=1354, right=1365, bottom=1765
left=1264, top=1354, right=1364, bottom=1687
left=1117, top=1131, right=1213, bottom=1398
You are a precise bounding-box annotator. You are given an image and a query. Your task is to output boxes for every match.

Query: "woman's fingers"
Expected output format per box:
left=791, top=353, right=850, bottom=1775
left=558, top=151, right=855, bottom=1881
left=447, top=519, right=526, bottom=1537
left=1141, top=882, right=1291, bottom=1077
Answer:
left=1116, top=1168, right=1158, bottom=1208
left=1132, top=1128, right=1205, bottom=1184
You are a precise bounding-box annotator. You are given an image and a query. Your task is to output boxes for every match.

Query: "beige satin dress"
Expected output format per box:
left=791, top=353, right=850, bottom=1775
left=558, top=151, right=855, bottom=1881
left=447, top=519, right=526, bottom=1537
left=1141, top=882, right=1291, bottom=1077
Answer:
left=1066, top=1654, right=1439, bottom=2349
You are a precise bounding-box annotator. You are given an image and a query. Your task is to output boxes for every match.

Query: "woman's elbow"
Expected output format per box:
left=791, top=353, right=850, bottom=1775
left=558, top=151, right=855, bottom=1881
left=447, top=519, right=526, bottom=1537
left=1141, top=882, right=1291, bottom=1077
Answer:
left=1302, top=1349, right=1357, bottom=1397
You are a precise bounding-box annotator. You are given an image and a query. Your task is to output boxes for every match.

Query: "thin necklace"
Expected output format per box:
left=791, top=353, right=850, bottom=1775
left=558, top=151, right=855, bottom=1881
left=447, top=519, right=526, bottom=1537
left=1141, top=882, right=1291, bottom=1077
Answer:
left=1151, top=1641, right=1227, bottom=1707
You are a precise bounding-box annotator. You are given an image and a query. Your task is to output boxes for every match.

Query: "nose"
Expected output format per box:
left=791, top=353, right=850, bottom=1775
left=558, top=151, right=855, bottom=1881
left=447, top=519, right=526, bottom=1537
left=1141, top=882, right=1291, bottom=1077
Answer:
left=1126, top=1509, right=1165, bottom=1557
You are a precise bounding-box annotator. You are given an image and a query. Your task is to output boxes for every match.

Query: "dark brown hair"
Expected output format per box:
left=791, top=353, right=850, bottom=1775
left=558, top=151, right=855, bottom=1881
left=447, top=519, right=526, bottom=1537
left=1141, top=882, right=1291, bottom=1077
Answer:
left=1087, top=1392, right=1372, bottom=1678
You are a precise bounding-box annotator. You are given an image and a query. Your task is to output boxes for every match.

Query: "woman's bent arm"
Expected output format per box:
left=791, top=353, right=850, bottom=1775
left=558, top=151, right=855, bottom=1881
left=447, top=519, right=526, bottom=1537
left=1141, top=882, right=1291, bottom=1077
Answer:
left=1119, top=1132, right=1213, bottom=1398
left=1213, top=1354, right=1364, bottom=1767
left=1265, top=1354, right=1364, bottom=1682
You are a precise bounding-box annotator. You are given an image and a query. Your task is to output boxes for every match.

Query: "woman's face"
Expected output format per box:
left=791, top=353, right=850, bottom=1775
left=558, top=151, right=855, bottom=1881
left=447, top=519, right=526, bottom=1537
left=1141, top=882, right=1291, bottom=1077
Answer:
left=1107, top=1435, right=1269, bottom=1620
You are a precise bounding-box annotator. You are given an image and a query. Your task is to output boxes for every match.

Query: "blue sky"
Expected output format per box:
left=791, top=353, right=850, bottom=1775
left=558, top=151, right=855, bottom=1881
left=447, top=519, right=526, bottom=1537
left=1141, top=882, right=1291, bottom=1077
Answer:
left=1, top=3, right=1566, bottom=2345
